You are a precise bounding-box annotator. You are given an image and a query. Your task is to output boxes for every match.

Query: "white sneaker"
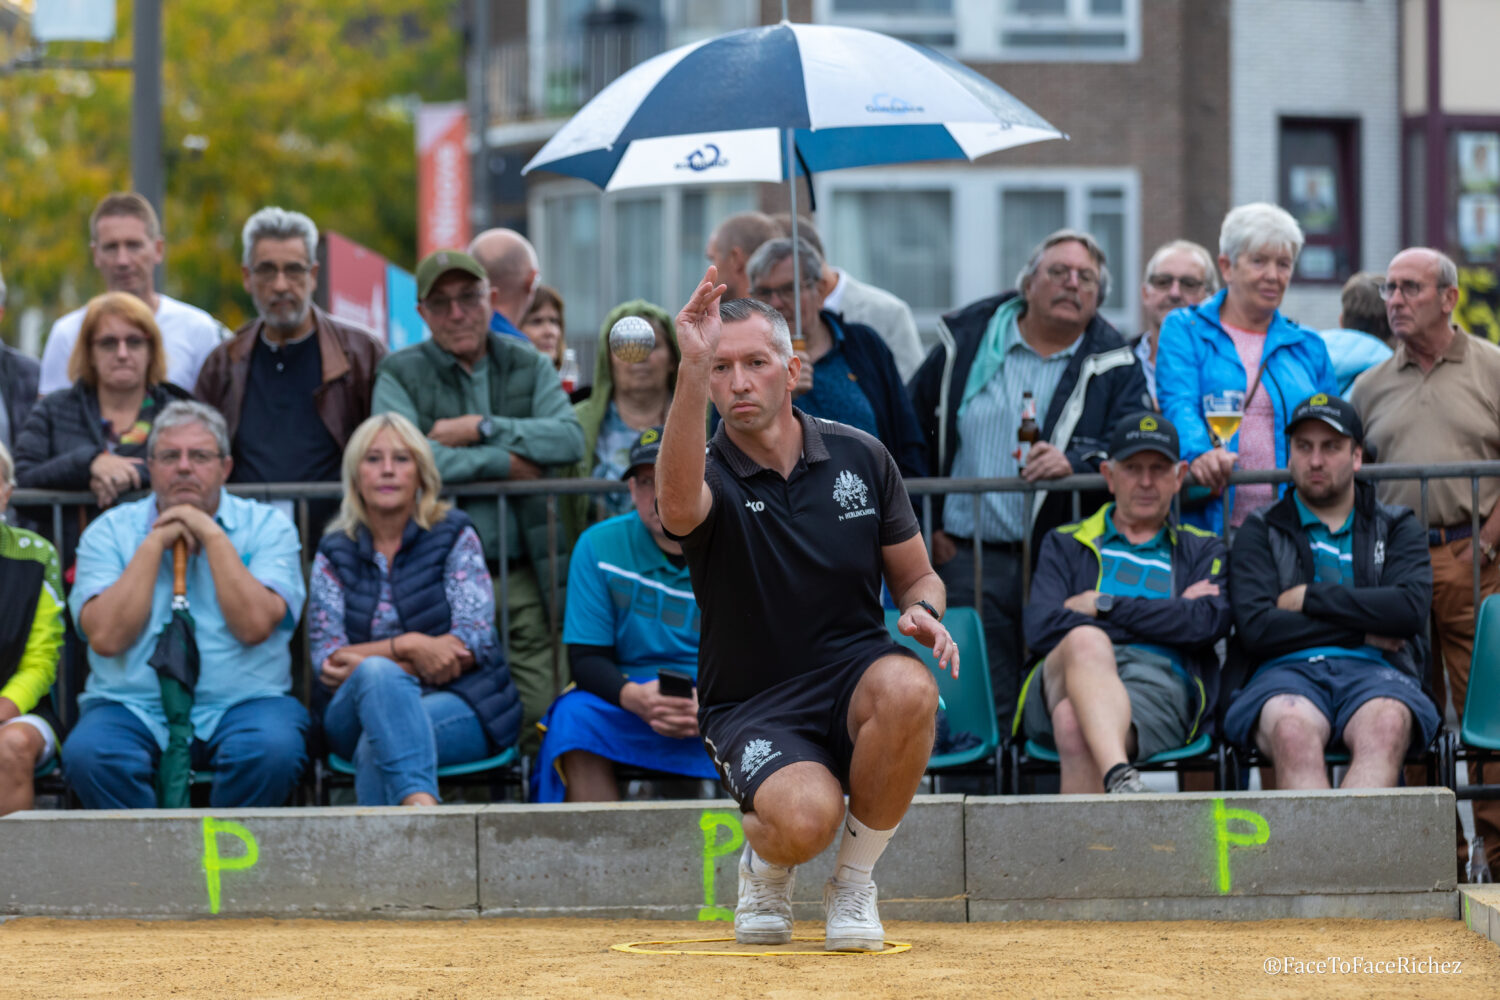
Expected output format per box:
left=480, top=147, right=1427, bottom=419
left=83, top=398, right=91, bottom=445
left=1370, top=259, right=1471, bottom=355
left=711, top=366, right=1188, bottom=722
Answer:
left=823, top=877, right=884, bottom=952
left=735, top=845, right=794, bottom=945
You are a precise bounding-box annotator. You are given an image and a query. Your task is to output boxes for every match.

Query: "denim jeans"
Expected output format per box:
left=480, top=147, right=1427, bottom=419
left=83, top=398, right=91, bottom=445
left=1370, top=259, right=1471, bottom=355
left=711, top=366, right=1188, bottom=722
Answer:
left=62, top=695, right=309, bottom=809
left=321, top=656, right=490, bottom=805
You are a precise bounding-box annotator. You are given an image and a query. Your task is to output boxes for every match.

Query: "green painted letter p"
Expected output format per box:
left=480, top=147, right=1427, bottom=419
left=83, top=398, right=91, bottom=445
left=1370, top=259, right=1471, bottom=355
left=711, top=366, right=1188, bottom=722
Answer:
left=698, top=810, right=745, bottom=922
left=202, top=816, right=259, bottom=915
left=1212, top=798, right=1269, bottom=894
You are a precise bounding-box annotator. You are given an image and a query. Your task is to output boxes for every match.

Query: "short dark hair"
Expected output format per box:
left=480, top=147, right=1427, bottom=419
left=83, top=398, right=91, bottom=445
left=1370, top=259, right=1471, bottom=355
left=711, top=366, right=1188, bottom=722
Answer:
left=1340, top=271, right=1392, bottom=344
left=719, top=298, right=793, bottom=362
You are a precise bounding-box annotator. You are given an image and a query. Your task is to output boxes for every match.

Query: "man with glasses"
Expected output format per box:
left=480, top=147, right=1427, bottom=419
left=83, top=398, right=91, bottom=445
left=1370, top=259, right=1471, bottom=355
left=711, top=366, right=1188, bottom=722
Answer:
left=1351, top=246, right=1500, bottom=878
left=195, top=208, right=385, bottom=531
left=40, top=192, right=228, bottom=394
left=1134, top=240, right=1218, bottom=406
left=910, top=229, right=1151, bottom=724
left=62, top=401, right=309, bottom=808
left=373, top=250, right=584, bottom=756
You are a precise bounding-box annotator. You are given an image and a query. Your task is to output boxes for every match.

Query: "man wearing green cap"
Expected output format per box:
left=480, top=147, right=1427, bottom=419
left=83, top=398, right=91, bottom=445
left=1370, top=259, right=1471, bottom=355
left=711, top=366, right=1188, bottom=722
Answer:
left=373, top=249, right=584, bottom=755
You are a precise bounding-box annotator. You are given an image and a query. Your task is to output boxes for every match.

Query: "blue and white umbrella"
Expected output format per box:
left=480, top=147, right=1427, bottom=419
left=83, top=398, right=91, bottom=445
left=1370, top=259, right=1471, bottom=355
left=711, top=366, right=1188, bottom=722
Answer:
left=522, top=21, right=1065, bottom=191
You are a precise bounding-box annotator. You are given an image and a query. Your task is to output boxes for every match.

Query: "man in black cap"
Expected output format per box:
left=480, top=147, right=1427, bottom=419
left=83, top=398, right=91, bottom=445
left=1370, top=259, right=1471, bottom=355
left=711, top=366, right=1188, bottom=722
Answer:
left=1224, top=394, right=1437, bottom=789
left=1020, top=413, right=1231, bottom=793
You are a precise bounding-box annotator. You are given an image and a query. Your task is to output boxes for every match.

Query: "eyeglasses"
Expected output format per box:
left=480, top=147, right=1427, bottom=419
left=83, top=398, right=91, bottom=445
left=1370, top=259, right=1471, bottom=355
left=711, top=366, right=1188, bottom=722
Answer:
left=151, top=449, right=223, bottom=466
left=250, top=262, right=312, bottom=282
left=94, top=335, right=149, bottom=353
left=424, top=290, right=487, bottom=313
left=750, top=282, right=800, bottom=303
left=1146, top=274, right=1206, bottom=293
left=1378, top=279, right=1448, bottom=301
left=1044, top=264, right=1101, bottom=289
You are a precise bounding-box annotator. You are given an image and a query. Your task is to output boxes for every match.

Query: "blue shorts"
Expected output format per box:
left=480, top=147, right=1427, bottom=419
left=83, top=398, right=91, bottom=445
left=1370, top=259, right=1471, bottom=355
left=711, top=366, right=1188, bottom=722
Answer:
left=530, top=689, right=720, bottom=802
left=1223, top=655, right=1441, bottom=751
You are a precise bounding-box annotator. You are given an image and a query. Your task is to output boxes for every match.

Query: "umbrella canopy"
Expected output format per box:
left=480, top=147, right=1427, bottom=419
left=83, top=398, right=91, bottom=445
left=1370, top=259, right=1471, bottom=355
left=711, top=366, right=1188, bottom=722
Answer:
left=147, top=540, right=199, bottom=808
left=523, top=21, right=1064, bottom=192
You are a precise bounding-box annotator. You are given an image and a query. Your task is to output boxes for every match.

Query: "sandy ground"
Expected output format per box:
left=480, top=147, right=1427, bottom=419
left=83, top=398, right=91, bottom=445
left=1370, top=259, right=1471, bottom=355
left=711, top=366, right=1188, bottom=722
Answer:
left=3, top=916, right=1498, bottom=999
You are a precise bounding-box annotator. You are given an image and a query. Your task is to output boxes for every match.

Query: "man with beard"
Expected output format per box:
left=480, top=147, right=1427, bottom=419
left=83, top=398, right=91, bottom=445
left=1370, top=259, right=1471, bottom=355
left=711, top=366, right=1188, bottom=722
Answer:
left=196, top=207, right=385, bottom=529
left=1223, top=395, right=1437, bottom=789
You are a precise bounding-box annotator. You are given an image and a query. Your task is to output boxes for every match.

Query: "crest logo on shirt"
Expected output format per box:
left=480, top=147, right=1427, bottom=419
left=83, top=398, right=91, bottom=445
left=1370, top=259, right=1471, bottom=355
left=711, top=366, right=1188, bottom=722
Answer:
left=833, top=469, right=876, bottom=522
left=741, top=738, right=781, bottom=778
left=1373, top=540, right=1386, bottom=568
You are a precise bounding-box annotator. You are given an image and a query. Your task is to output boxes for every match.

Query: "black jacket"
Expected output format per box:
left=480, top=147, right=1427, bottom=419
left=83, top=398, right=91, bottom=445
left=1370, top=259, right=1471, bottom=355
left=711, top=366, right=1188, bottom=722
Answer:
left=0, top=343, right=39, bottom=452
left=908, top=291, right=1152, bottom=546
left=14, top=380, right=194, bottom=491
left=1229, top=481, right=1432, bottom=682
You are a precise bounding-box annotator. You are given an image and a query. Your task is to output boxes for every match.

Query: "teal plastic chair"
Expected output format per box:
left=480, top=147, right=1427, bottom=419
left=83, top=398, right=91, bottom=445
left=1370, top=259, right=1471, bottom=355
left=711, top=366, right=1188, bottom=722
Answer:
left=319, top=746, right=521, bottom=804
left=1456, top=594, right=1500, bottom=799
left=883, top=607, right=1002, bottom=792
left=1019, top=732, right=1226, bottom=790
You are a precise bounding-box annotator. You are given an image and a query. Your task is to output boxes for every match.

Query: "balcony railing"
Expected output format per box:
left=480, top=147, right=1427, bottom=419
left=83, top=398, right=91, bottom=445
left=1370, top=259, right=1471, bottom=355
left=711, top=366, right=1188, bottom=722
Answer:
left=487, top=26, right=669, bottom=124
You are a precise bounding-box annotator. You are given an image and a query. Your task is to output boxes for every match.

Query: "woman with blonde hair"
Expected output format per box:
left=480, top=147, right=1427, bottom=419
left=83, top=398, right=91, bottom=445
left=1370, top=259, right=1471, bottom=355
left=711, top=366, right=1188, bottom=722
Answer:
left=308, top=412, right=520, bottom=804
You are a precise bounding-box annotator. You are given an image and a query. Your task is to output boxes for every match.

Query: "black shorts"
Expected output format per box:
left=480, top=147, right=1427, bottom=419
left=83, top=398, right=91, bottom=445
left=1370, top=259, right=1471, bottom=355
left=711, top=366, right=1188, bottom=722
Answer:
left=700, top=640, right=920, bottom=812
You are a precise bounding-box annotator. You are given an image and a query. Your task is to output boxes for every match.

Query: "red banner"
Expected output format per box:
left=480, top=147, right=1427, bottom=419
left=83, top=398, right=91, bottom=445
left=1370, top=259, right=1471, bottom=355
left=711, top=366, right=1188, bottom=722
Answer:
left=418, top=103, right=472, bottom=259
left=324, top=231, right=388, bottom=344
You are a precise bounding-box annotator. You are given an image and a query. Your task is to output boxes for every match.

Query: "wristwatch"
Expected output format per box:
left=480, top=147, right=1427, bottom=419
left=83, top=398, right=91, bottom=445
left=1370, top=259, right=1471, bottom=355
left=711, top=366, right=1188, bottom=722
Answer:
left=476, top=417, right=494, bottom=440
left=914, top=599, right=942, bottom=622
left=1094, top=593, right=1115, bottom=618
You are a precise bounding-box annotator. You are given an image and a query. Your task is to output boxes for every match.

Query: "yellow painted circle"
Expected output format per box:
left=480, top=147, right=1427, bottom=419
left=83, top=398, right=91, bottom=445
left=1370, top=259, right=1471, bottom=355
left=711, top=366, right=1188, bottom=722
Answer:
left=611, top=936, right=911, bottom=957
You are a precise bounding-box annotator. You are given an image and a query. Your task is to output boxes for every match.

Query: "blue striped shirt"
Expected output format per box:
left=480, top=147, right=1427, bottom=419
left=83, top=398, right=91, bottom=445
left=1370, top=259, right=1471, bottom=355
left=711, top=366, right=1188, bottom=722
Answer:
left=944, top=311, right=1079, bottom=542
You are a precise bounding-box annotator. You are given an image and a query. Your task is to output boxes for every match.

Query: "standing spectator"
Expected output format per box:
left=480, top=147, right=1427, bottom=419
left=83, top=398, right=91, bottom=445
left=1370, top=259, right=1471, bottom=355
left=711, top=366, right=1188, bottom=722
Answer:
left=705, top=212, right=779, bottom=301
left=1021, top=414, right=1230, bottom=793
left=1224, top=395, right=1436, bottom=789
left=1351, top=246, right=1500, bottom=875
left=468, top=228, right=539, bottom=344
left=909, top=229, right=1150, bottom=722
left=308, top=413, right=521, bottom=805
left=769, top=215, right=926, bottom=382
left=61, top=402, right=308, bottom=808
left=748, top=238, right=927, bottom=479
left=0, top=261, right=42, bottom=460
left=195, top=207, right=385, bottom=533
left=14, top=293, right=192, bottom=559
left=0, top=441, right=65, bottom=816
left=520, top=286, right=566, bottom=369
left=1157, top=203, right=1337, bottom=533
left=1133, top=240, right=1218, bottom=406
left=534, top=427, right=717, bottom=802
left=372, top=250, right=584, bottom=756
left=1318, top=271, right=1394, bottom=396
left=39, top=193, right=227, bottom=394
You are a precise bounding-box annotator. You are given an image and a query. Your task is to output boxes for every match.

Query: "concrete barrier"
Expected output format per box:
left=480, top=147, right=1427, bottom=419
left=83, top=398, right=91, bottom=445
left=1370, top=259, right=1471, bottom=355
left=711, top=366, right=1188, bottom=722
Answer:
left=966, top=789, right=1457, bottom=921
left=1463, top=886, right=1500, bottom=945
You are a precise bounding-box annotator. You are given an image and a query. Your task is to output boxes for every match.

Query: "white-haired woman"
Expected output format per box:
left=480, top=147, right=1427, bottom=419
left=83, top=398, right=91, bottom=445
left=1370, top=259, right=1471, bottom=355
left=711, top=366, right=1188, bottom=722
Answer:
left=308, top=413, right=520, bottom=804
left=1156, top=202, right=1337, bottom=531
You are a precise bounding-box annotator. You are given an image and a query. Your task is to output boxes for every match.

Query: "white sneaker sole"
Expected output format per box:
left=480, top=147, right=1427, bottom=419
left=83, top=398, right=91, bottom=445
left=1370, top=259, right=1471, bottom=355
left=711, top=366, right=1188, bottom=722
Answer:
left=825, top=933, right=884, bottom=952
left=736, top=926, right=794, bottom=945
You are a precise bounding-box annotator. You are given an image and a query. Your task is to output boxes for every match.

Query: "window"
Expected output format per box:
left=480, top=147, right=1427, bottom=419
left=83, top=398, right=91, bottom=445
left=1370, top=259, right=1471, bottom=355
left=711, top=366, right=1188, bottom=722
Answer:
left=817, top=166, right=1139, bottom=332
left=815, top=0, right=1139, bottom=62
left=1279, top=118, right=1361, bottom=284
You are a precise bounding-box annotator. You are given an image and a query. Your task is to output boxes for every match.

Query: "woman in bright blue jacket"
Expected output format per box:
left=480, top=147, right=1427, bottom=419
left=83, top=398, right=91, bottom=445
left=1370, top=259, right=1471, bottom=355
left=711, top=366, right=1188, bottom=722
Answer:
left=1156, top=203, right=1337, bottom=533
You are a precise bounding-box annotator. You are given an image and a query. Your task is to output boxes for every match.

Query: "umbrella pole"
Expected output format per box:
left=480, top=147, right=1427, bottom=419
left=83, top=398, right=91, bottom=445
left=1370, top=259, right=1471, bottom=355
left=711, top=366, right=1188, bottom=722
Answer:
left=785, top=126, right=804, bottom=350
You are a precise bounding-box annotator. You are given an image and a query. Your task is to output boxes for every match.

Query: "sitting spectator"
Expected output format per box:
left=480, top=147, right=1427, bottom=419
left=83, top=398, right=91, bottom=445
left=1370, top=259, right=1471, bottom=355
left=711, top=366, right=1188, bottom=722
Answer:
left=569, top=300, right=680, bottom=531
left=62, top=402, right=309, bottom=808
left=0, top=261, right=41, bottom=458
left=309, top=413, right=521, bottom=805
left=520, top=285, right=566, bottom=369
left=1157, top=203, right=1337, bottom=532
left=1020, top=414, right=1230, bottom=793
left=1224, top=395, right=1437, bottom=788
left=534, top=428, right=716, bottom=802
left=1317, top=271, right=1394, bottom=396
left=14, top=292, right=192, bottom=554
left=748, top=237, right=927, bottom=478
left=195, top=206, right=386, bottom=535
left=1133, top=239, right=1218, bottom=406
left=0, top=442, right=65, bottom=816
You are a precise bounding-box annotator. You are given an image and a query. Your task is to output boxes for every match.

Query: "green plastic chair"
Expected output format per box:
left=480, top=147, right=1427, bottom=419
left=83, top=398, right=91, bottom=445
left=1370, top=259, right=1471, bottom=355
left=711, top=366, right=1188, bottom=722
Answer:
left=883, top=607, right=1002, bottom=792
left=320, top=746, right=521, bottom=804
left=1456, top=594, right=1500, bottom=799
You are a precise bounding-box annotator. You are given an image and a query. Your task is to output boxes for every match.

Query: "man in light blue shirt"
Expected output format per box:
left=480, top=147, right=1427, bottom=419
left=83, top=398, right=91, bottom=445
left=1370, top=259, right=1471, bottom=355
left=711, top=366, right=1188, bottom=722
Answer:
left=63, top=401, right=308, bottom=808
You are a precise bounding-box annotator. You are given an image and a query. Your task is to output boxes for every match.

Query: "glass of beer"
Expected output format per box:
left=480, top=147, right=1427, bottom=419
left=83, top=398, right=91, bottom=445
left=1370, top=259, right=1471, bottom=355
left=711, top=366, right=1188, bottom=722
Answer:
left=1202, top=390, right=1245, bottom=447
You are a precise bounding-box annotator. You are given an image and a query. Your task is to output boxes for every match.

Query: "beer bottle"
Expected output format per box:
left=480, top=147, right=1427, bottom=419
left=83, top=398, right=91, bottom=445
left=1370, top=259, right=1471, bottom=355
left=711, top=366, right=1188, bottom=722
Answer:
left=1016, top=391, right=1040, bottom=468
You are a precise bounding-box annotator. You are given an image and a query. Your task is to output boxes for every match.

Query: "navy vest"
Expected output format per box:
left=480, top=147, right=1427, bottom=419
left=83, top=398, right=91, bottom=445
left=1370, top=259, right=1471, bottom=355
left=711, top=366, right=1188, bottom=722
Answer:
left=316, top=510, right=521, bottom=751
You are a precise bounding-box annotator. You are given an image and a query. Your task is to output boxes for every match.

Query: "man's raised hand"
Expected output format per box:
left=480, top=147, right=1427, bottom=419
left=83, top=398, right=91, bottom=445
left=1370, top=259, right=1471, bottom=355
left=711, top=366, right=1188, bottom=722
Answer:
left=676, top=266, right=728, bottom=367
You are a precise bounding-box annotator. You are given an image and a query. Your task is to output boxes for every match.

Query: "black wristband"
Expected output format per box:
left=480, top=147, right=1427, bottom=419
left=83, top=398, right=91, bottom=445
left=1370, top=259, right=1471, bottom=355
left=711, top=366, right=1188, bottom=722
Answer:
left=913, top=599, right=941, bottom=622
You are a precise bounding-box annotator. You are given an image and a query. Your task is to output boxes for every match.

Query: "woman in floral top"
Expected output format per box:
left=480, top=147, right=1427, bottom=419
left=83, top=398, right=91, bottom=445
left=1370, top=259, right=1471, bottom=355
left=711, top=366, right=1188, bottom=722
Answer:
left=309, top=413, right=520, bottom=805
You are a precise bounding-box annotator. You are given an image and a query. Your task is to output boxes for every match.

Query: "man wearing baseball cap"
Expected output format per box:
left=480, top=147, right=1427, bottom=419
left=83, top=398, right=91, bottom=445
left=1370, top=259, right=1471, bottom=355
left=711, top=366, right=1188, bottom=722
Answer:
left=531, top=427, right=718, bottom=801
left=1224, top=393, right=1438, bottom=788
left=1020, top=412, right=1231, bottom=793
left=373, top=248, right=584, bottom=756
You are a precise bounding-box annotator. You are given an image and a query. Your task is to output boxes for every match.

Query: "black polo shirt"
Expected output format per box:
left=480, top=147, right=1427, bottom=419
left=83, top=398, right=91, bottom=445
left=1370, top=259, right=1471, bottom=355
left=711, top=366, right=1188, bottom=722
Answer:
left=670, top=409, right=919, bottom=708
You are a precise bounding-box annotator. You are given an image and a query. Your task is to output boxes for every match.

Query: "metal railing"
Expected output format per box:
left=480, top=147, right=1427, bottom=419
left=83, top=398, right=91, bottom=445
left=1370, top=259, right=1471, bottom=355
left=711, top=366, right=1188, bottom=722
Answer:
left=488, top=28, right=668, bottom=122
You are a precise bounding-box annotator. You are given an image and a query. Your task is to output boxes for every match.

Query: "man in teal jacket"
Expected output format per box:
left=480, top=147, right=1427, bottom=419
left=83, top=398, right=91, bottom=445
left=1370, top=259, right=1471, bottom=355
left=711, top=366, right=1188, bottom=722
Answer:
left=373, top=249, right=584, bottom=755
left=1020, top=413, right=1231, bottom=794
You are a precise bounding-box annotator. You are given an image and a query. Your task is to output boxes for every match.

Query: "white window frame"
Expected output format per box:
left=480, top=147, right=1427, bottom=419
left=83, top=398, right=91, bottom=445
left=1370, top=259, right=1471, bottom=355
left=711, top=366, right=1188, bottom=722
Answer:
left=813, top=165, right=1141, bottom=334
left=812, top=0, right=1140, bottom=63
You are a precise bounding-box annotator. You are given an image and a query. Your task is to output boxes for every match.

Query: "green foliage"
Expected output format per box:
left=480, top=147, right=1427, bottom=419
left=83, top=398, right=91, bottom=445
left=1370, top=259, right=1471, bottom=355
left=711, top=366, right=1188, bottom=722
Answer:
left=0, top=0, right=463, bottom=338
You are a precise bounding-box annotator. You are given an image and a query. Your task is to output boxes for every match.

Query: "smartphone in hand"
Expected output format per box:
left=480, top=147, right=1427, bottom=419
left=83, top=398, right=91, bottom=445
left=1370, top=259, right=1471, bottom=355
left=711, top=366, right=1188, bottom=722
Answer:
left=657, top=668, right=695, bottom=699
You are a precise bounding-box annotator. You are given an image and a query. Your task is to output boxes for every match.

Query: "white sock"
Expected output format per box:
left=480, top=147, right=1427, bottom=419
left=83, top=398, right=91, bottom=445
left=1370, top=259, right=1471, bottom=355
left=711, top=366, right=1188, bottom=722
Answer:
left=747, top=845, right=791, bottom=877
left=832, top=812, right=897, bottom=885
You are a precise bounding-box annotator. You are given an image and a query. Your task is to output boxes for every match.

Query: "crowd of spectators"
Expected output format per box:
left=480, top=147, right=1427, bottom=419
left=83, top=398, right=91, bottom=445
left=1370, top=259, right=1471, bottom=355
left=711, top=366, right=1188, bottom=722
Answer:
left=2, top=190, right=1498, bottom=880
